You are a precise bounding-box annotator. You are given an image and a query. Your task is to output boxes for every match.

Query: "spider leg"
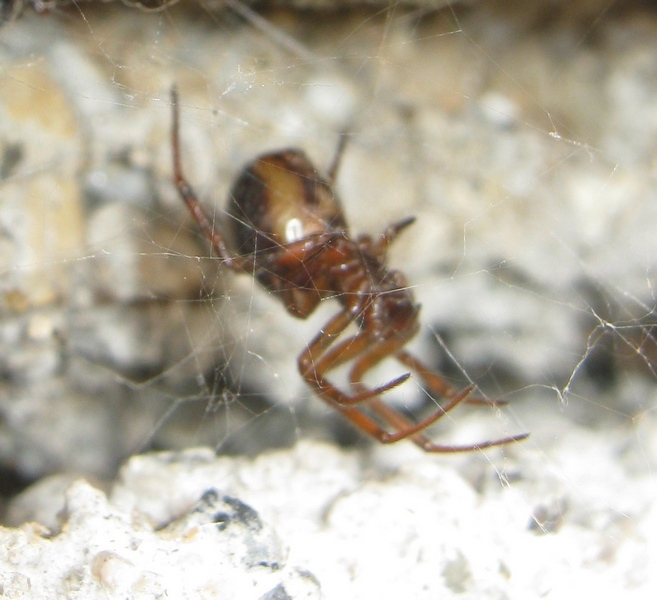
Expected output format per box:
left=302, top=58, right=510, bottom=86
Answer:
left=298, top=309, right=410, bottom=406
left=299, top=310, right=526, bottom=451
left=395, top=350, right=529, bottom=450
left=379, top=216, right=416, bottom=249
left=311, top=332, right=411, bottom=404
left=326, top=133, right=349, bottom=186
left=395, top=350, right=496, bottom=406
left=357, top=216, right=416, bottom=264
left=396, top=350, right=521, bottom=407
left=171, top=86, right=251, bottom=273
left=298, top=306, right=359, bottom=370
left=297, top=308, right=421, bottom=442
left=347, top=343, right=528, bottom=451
left=365, top=393, right=528, bottom=451
left=345, top=339, right=473, bottom=447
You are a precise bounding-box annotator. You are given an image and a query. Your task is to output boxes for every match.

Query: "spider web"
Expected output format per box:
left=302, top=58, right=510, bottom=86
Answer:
left=1, top=0, right=656, bottom=587
left=1, top=0, right=655, bottom=457
left=0, top=0, right=657, bottom=587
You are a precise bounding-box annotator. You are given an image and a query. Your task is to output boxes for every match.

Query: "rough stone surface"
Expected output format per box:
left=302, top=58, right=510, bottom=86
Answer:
left=2, top=438, right=656, bottom=598
left=1, top=476, right=320, bottom=599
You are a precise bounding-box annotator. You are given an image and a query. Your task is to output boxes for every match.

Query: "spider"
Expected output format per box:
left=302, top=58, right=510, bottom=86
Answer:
left=170, top=87, right=528, bottom=452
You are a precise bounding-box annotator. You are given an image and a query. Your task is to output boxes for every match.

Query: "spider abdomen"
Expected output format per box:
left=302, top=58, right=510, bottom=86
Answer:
left=227, top=150, right=348, bottom=255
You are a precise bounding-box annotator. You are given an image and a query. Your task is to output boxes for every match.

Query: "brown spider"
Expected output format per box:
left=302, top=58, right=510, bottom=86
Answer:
left=171, top=87, right=528, bottom=452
